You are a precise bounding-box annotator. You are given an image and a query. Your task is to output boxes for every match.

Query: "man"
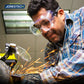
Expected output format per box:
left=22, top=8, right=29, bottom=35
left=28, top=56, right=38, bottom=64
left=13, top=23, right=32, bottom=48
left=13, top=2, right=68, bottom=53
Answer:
left=22, top=0, right=84, bottom=84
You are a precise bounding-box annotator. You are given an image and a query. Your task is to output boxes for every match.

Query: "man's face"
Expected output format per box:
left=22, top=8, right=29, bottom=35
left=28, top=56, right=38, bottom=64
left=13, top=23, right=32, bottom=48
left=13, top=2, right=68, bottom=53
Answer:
left=32, top=8, right=65, bottom=43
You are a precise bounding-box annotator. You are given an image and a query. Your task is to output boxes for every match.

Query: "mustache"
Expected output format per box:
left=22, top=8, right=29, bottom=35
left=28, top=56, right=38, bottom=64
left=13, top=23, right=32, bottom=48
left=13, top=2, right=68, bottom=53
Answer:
left=44, top=29, right=57, bottom=38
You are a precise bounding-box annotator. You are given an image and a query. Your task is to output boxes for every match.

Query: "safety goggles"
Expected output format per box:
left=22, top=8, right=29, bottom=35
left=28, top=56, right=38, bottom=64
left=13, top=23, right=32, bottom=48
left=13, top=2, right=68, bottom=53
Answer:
left=30, top=7, right=60, bottom=36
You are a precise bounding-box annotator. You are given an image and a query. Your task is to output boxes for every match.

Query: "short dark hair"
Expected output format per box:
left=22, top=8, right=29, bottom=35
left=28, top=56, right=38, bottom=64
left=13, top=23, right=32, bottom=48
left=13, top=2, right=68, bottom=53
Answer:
left=27, top=0, right=60, bottom=17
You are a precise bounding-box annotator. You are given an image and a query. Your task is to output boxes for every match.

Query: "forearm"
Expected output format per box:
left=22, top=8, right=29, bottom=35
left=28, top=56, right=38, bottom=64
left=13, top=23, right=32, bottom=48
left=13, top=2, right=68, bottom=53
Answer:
left=40, top=49, right=84, bottom=84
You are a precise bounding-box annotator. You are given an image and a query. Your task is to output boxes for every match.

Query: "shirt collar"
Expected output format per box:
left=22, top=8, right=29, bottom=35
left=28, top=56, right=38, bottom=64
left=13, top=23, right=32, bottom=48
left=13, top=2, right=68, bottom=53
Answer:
left=63, top=13, right=73, bottom=44
left=64, top=12, right=81, bottom=46
left=65, top=12, right=73, bottom=30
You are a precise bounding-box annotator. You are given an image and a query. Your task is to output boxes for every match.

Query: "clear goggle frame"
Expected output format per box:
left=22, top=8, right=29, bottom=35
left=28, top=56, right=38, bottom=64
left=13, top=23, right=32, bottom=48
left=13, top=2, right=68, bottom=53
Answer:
left=30, top=7, right=60, bottom=36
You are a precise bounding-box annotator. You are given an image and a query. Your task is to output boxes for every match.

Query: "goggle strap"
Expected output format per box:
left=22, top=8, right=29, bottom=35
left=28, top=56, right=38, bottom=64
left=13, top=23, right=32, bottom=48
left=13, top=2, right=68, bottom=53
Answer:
left=53, top=6, right=61, bottom=16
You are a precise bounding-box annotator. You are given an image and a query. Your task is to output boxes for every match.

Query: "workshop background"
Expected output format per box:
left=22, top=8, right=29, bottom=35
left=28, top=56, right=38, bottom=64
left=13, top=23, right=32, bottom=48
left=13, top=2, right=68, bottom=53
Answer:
left=0, top=0, right=84, bottom=66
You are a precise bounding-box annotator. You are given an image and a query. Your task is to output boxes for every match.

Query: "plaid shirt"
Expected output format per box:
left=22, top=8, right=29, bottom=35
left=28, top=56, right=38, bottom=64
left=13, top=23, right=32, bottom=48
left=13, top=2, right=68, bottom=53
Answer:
left=40, top=7, right=84, bottom=83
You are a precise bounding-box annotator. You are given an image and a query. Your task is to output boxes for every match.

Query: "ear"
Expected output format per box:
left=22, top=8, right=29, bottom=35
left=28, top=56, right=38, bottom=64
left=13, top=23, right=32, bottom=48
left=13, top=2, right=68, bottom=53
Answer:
left=57, top=9, right=65, bottom=21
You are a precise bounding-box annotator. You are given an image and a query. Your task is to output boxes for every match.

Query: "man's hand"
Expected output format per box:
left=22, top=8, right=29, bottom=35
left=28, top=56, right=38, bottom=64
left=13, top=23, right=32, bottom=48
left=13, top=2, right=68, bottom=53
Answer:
left=21, top=74, right=43, bottom=84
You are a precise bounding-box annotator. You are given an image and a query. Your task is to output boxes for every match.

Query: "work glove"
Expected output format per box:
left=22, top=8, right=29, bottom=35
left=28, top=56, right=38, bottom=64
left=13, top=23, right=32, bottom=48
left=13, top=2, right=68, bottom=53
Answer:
left=21, top=74, right=43, bottom=84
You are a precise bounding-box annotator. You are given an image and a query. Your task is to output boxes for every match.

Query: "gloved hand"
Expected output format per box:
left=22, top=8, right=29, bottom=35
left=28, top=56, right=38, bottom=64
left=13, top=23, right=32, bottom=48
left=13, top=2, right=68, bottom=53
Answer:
left=21, top=74, right=43, bottom=84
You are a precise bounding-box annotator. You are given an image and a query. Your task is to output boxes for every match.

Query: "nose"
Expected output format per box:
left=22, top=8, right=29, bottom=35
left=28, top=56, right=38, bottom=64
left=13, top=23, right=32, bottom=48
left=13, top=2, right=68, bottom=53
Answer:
left=41, top=23, right=54, bottom=33
left=40, top=26, right=50, bottom=35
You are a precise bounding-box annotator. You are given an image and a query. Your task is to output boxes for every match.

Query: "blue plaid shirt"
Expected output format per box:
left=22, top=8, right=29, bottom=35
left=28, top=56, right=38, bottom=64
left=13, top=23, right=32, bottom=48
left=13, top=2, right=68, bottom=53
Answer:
left=40, top=7, right=84, bottom=83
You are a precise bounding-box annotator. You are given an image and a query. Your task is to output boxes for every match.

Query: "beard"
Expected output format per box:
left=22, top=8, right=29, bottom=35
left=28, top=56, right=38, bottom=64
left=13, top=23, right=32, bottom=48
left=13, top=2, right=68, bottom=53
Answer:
left=43, top=29, right=65, bottom=44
